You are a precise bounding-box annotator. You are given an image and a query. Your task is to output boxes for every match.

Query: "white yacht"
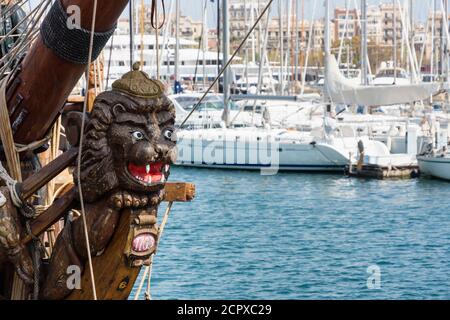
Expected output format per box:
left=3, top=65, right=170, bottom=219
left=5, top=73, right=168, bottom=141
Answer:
left=175, top=122, right=390, bottom=172
left=417, top=120, right=450, bottom=180
left=170, top=93, right=262, bottom=129
left=417, top=151, right=450, bottom=181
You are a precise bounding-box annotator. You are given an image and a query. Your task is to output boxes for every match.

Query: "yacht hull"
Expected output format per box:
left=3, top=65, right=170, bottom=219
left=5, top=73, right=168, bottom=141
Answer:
left=176, top=138, right=349, bottom=172
left=417, top=156, right=450, bottom=180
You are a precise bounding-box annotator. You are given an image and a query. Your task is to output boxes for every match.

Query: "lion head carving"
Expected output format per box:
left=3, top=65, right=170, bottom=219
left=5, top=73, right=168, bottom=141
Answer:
left=69, top=66, right=177, bottom=203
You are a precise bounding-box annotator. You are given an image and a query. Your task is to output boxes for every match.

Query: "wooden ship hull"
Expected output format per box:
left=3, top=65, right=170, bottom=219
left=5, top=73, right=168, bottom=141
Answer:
left=0, top=0, right=194, bottom=300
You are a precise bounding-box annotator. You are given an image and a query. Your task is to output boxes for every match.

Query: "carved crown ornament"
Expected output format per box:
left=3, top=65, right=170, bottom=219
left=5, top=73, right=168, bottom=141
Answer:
left=112, top=62, right=165, bottom=99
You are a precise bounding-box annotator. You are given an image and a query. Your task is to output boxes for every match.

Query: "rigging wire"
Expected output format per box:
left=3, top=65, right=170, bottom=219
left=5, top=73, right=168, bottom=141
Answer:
left=77, top=0, right=99, bottom=300
left=150, top=0, right=166, bottom=79
left=0, top=0, right=51, bottom=76
left=105, top=33, right=114, bottom=90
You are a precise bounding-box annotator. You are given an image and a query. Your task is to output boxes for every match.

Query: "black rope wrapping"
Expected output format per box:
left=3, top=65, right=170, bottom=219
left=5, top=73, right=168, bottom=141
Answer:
left=40, top=0, right=116, bottom=64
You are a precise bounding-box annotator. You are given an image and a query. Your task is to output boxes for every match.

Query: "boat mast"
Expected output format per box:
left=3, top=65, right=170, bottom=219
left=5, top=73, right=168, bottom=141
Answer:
left=441, top=0, right=447, bottom=79
left=361, top=0, right=368, bottom=85
left=244, top=0, right=249, bottom=90
left=139, top=0, right=145, bottom=68
left=129, top=0, right=135, bottom=70
left=278, top=0, right=284, bottom=95
left=410, top=0, right=414, bottom=83
left=445, top=0, right=449, bottom=82
left=324, top=0, right=331, bottom=106
left=393, top=0, right=397, bottom=84
left=294, top=0, right=301, bottom=84
left=203, top=0, right=208, bottom=89
left=431, top=0, right=436, bottom=81
left=175, top=0, right=180, bottom=86
left=217, top=0, right=221, bottom=90
left=251, top=1, right=256, bottom=64
left=222, top=0, right=230, bottom=126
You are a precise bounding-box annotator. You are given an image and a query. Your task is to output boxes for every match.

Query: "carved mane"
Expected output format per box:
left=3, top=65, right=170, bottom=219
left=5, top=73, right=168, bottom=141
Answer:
left=74, top=91, right=175, bottom=203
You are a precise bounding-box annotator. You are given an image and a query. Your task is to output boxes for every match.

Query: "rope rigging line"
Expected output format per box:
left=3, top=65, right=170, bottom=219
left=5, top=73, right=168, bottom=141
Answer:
left=150, top=0, right=166, bottom=30
left=0, top=70, right=42, bottom=300
left=178, top=0, right=275, bottom=129
left=150, top=0, right=166, bottom=79
left=0, top=0, right=52, bottom=76
left=0, top=1, right=40, bottom=47
left=134, top=201, right=173, bottom=300
left=77, top=0, right=99, bottom=301
left=105, top=32, right=114, bottom=90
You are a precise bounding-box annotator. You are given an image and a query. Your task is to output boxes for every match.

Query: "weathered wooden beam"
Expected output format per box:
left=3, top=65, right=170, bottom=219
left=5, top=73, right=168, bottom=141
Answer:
left=21, top=188, right=77, bottom=245
left=19, top=148, right=78, bottom=200
left=21, top=183, right=195, bottom=245
left=164, top=182, right=196, bottom=202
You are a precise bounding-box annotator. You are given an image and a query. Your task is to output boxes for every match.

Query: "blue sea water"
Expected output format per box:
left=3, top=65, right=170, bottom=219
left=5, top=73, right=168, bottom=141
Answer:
left=131, top=167, right=450, bottom=300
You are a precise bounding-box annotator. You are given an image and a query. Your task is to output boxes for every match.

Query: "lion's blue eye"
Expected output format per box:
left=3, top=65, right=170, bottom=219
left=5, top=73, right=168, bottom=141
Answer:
left=163, top=129, right=174, bottom=140
left=132, top=131, right=144, bottom=140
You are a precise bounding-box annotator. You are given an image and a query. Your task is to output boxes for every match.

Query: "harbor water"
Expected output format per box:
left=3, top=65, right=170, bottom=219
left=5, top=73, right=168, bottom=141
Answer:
left=132, top=167, right=450, bottom=300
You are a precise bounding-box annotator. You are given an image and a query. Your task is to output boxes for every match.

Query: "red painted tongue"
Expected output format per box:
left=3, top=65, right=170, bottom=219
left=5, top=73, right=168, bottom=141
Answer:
left=128, top=163, right=163, bottom=182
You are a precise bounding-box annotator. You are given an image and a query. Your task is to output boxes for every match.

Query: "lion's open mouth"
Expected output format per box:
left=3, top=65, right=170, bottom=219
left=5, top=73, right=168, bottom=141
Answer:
left=127, top=162, right=169, bottom=185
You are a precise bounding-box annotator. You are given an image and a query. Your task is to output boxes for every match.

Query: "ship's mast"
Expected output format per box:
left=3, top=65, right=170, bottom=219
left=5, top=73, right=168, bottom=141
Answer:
left=203, top=0, right=208, bottom=89
left=244, top=0, right=249, bottom=90
left=222, top=0, right=230, bottom=126
left=324, top=0, right=330, bottom=73
left=324, top=0, right=331, bottom=107
left=129, top=0, right=135, bottom=70
left=361, top=0, right=368, bottom=85
left=5, top=0, right=129, bottom=144
left=393, top=0, right=397, bottom=84
left=431, top=0, right=436, bottom=81
left=278, top=0, right=284, bottom=95
left=410, top=0, right=414, bottom=83
left=175, top=0, right=180, bottom=85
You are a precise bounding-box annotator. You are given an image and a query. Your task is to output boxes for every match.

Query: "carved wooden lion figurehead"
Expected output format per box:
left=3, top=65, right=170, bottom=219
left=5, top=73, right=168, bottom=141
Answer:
left=69, top=63, right=177, bottom=203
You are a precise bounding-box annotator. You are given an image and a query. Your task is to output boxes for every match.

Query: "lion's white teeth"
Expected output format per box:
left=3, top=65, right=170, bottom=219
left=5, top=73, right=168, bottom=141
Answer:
left=161, top=175, right=165, bottom=182
left=165, top=165, right=170, bottom=172
left=146, top=164, right=151, bottom=174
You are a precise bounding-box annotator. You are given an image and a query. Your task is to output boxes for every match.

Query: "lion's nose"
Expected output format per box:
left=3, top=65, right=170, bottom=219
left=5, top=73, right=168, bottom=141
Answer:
left=130, top=141, right=160, bottom=164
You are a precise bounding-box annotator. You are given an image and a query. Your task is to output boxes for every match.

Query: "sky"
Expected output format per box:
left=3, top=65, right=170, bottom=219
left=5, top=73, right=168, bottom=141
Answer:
left=171, top=0, right=434, bottom=26
left=28, top=0, right=437, bottom=25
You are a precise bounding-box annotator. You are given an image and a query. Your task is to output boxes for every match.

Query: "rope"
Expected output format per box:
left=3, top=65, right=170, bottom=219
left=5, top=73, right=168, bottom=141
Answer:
left=150, top=0, right=165, bottom=79
left=0, top=75, right=22, bottom=181
left=0, top=0, right=52, bottom=76
left=133, top=265, right=149, bottom=300
left=105, top=33, right=114, bottom=89
left=76, top=0, right=99, bottom=300
left=150, top=0, right=165, bottom=30
left=0, top=72, right=41, bottom=300
left=178, top=0, right=275, bottom=128
left=142, top=201, right=173, bottom=300
left=144, top=256, right=153, bottom=300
